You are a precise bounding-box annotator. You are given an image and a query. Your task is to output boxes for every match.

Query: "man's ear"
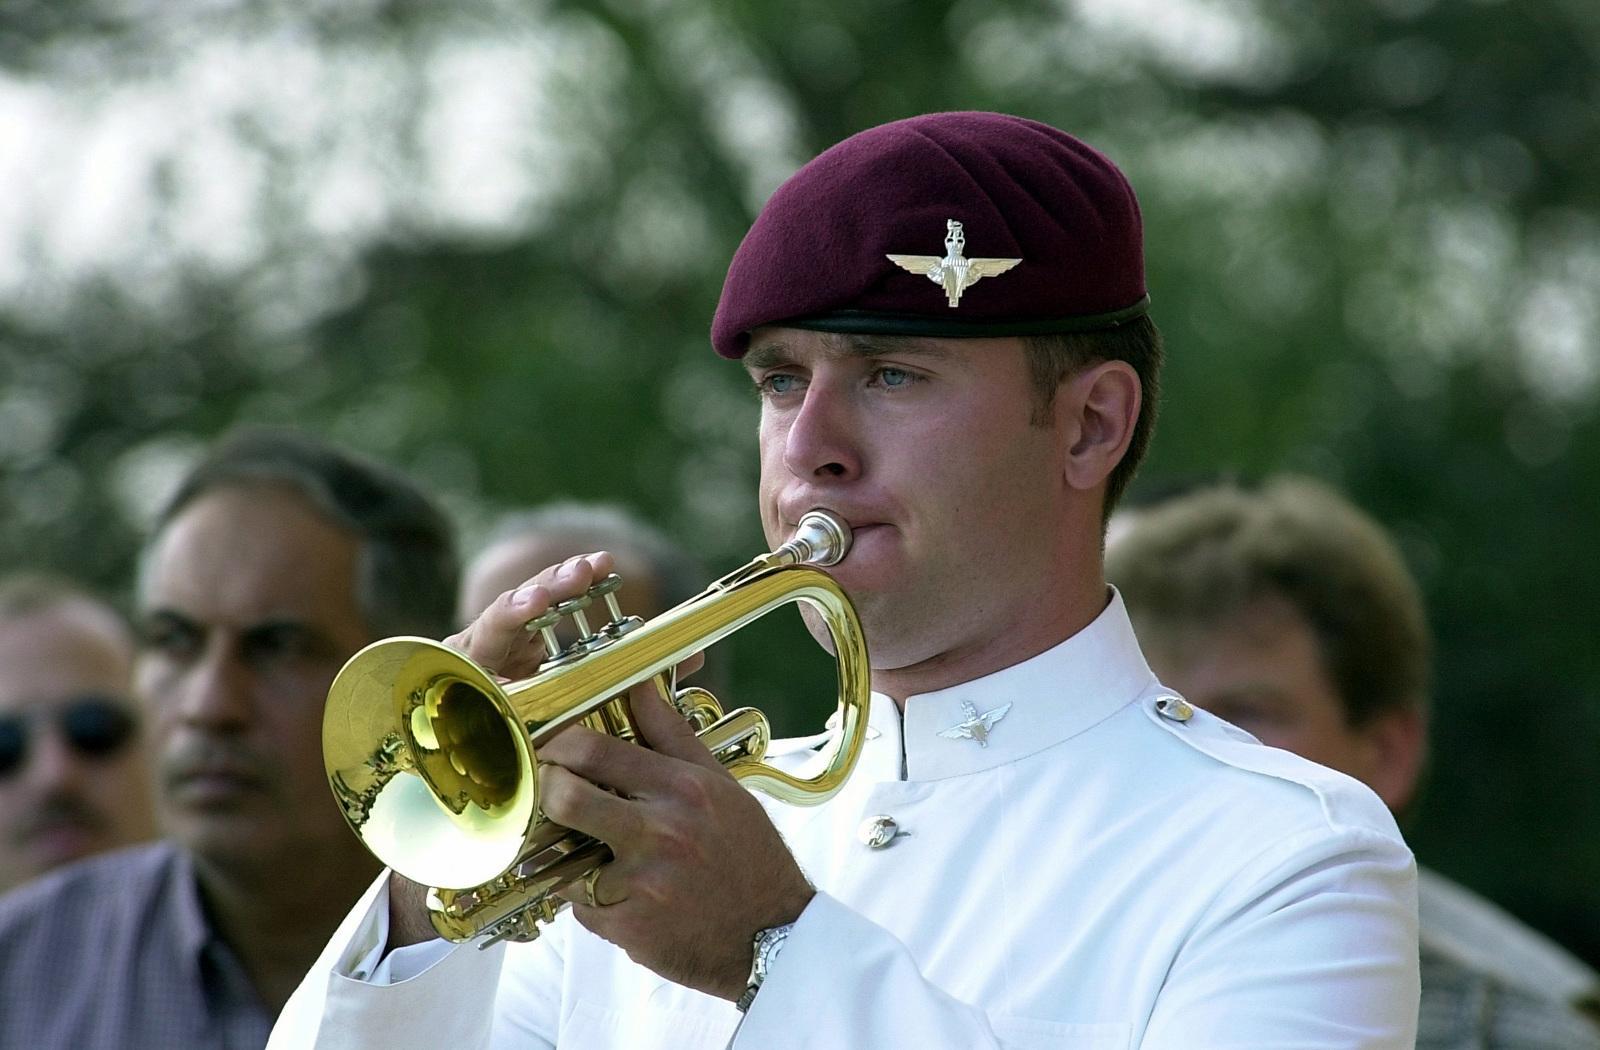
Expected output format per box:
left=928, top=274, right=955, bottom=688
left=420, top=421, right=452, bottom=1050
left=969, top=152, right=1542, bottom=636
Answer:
left=1056, top=360, right=1141, bottom=493
left=1358, top=707, right=1428, bottom=815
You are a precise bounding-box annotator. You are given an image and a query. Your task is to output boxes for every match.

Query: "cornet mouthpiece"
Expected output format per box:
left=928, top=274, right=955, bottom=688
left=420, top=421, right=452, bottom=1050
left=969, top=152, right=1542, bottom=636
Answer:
left=787, top=510, right=852, bottom=567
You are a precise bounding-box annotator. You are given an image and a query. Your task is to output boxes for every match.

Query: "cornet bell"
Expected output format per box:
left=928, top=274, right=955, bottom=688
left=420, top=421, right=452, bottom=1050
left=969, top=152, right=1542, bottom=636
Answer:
left=324, top=637, right=544, bottom=890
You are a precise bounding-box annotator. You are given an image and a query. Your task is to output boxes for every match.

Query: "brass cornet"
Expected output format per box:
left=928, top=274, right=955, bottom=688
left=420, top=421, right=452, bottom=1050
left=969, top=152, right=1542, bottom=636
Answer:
left=322, top=511, right=870, bottom=946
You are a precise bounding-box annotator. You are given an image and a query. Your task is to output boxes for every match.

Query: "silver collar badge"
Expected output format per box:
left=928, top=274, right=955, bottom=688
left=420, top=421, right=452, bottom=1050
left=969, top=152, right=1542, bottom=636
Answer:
left=938, top=701, right=1013, bottom=748
left=887, top=219, right=1022, bottom=308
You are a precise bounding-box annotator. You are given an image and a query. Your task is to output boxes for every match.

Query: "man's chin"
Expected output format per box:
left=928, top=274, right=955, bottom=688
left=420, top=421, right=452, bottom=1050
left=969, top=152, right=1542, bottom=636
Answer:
left=163, top=805, right=275, bottom=861
left=24, top=824, right=105, bottom=868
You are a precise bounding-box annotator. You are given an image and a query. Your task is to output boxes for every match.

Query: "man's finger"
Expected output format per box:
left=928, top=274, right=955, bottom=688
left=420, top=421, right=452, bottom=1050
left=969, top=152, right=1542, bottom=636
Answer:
left=539, top=718, right=729, bottom=805
left=446, top=552, right=617, bottom=678
left=627, top=684, right=725, bottom=774
left=536, top=761, right=643, bottom=846
left=552, top=857, right=627, bottom=910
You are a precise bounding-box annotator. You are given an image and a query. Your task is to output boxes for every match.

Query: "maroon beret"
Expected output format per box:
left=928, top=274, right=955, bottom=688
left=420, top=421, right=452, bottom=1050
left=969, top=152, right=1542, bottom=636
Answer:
left=711, top=111, right=1149, bottom=359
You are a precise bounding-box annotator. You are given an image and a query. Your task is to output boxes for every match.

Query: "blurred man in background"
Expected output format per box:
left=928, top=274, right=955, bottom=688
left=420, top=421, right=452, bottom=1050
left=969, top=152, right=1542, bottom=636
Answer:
left=458, top=501, right=705, bottom=626
left=0, top=574, right=154, bottom=894
left=457, top=501, right=728, bottom=698
left=1109, top=474, right=1600, bottom=1049
left=0, top=428, right=458, bottom=1049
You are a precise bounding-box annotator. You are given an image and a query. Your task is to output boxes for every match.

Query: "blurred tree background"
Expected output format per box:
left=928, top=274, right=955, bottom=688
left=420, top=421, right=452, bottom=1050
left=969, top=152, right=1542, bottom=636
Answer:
left=2, top=0, right=1597, bottom=961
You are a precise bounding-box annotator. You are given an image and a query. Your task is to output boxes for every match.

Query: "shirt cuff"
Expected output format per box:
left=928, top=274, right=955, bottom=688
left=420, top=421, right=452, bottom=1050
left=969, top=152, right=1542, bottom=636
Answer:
left=372, top=939, right=459, bottom=984
left=734, top=891, right=1000, bottom=1050
left=335, top=871, right=459, bottom=985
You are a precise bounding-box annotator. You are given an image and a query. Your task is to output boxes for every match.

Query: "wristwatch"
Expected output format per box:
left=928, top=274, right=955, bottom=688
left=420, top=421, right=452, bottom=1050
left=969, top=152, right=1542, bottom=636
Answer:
left=735, top=922, right=794, bottom=1013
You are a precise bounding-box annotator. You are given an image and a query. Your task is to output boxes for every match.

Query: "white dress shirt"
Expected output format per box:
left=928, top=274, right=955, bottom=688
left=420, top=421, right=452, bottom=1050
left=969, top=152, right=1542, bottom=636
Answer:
left=270, top=592, right=1419, bottom=1049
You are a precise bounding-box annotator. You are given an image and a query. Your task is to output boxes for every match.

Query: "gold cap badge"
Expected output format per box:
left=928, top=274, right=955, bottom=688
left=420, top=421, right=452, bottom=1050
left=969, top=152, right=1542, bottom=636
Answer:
left=887, top=220, right=1022, bottom=308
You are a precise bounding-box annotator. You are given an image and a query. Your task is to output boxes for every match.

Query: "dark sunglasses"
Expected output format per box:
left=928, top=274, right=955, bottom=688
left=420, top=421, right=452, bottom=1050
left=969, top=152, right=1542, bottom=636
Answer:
left=0, top=697, right=138, bottom=779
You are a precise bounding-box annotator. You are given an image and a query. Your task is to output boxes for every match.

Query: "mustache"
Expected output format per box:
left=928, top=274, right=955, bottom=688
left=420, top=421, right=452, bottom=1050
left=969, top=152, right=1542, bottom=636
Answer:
left=161, top=738, right=272, bottom=791
left=11, top=792, right=109, bottom=842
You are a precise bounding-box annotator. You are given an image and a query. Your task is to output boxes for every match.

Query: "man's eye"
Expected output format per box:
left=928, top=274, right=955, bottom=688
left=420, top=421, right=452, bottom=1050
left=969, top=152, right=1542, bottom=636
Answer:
left=244, top=625, right=317, bottom=664
left=139, top=620, right=198, bottom=659
left=874, top=367, right=916, bottom=388
left=759, top=374, right=801, bottom=396
left=1208, top=704, right=1275, bottom=730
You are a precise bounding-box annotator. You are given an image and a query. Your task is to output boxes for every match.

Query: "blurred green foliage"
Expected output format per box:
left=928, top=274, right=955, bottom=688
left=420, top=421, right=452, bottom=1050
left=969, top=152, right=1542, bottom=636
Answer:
left=1, top=0, right=1597, bottom=961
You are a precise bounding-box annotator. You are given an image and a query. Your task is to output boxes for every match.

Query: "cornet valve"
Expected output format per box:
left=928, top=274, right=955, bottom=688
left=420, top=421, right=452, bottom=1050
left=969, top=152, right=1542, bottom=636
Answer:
left=526, top=575, right=637, bottom=665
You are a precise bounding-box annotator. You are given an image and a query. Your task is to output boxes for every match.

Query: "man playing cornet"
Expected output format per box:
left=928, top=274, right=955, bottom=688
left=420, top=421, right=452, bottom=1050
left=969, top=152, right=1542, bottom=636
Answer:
left=273, top=113, right=1419, bottom=1049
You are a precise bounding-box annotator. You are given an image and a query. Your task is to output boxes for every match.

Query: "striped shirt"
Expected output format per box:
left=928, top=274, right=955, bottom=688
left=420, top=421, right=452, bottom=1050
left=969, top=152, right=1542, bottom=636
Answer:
left=1417, top=867, right=1600, bottom=1050
left=0, top=840, right=272, bottom=1050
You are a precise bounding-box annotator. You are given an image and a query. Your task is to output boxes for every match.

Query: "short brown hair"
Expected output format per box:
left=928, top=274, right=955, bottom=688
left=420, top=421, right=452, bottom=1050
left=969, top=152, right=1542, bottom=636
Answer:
left=1024, top=314, right=1163, bottom=519
left=152, top=427, right=459, bottom=640
left=0, top=573, right=119, bottom=622
left=1107, top=476, right=1430, bottom=726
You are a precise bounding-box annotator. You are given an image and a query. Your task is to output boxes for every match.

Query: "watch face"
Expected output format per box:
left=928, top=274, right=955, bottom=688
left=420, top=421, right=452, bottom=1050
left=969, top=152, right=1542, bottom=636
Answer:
left=754, top=923, right=792, bottom=977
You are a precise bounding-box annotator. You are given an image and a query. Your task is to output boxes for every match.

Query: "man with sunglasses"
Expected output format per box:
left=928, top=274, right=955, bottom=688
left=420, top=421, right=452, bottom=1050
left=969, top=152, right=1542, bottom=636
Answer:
left=0, top=574, right=154, bottom=894
left=0, top=428, right=457, bottom=1049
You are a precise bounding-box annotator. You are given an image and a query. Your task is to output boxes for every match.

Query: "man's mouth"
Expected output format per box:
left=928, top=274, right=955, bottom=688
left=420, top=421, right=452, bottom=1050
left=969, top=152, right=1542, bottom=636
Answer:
left=165, top=755, right=267, bottom=805
left=15, top=806, right=106, bottom=861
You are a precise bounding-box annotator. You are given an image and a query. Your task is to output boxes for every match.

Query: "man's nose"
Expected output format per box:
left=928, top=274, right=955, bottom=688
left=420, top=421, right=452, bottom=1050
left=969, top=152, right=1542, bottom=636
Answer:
left=172, top=647, right=253, bottom=730
left=25, top=724, right=88, bottom=792
left=781, top=381, right=862, bottom=481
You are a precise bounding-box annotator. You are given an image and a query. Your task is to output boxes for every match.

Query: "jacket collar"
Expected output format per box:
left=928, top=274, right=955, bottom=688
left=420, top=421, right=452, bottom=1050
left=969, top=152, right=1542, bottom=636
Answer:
left=859, top=588, right=1155, bottom=782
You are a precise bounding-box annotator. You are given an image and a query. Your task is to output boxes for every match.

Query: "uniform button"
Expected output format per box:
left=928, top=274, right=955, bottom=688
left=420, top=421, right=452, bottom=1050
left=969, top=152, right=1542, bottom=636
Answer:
left=1155, top=696, right=1194, bottom=722
left=858, top=815, right=901, bottom=849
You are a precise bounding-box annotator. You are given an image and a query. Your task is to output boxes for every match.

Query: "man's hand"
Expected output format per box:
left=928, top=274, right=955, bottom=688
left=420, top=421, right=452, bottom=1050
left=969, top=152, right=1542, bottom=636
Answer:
left=445, top=551, right=618, bottom=679
left=540, top=684, right=815, bottom=1000
left=387, top=548, right=813, bottom=996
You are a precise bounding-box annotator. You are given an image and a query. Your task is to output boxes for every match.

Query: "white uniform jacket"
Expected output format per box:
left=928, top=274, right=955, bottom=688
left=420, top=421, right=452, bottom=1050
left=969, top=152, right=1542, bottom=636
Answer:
left=271, top=592, right=1419, bottom=1049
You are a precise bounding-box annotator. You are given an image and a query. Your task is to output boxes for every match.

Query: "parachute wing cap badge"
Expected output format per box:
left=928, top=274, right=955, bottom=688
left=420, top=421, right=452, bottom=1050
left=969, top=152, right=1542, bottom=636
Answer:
left=887, top=220, right=1022, bottom=308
